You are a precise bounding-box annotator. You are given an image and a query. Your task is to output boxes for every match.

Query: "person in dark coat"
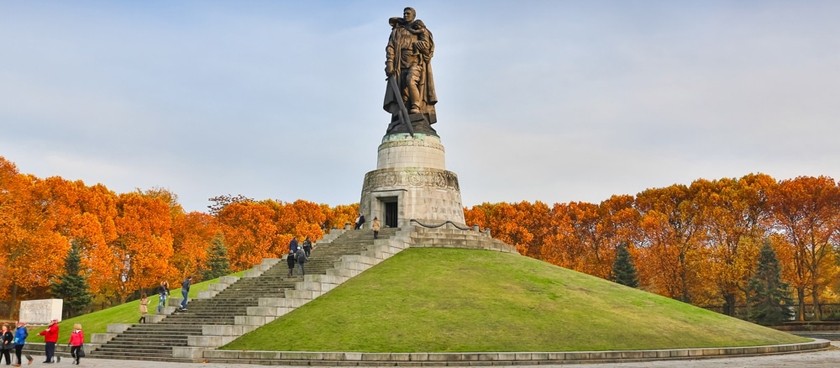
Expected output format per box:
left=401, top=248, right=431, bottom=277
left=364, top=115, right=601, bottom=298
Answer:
left=289, top=237, right=299, bottom=253
left=286, top=250, right=296, bottom=277
left=157, top=280, right=170, bottom=314
left=302, top=237, right=313, bottom=257
left=1, top=324, right=12, bottom=365
left=179, top=276, right=192, bottom=311
left=295, top=247, right=308, bottom=276
left=354, top=214, right=366, bottom=230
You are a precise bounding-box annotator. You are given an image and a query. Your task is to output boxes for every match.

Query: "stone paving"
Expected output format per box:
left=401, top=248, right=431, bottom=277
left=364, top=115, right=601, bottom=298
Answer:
left=20, top=341, right=840, bottom=367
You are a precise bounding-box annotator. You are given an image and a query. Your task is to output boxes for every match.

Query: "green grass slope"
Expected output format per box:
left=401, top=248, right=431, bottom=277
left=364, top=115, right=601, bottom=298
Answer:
left=223, top=248, right=807, bottom=352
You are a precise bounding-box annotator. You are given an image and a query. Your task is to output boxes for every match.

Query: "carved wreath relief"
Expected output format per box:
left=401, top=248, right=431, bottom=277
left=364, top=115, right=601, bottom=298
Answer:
left=363, top=169, right=460, bottom=191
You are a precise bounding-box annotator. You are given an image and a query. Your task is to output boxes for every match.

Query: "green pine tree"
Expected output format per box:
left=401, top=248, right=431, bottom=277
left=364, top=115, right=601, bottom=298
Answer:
left=612, top=242, right=639, bottom=288
left=747, top=240, right=794, bottom=325
left=202, top=236, right=231, bottom=280
left=50, top=241, right=92, bottom=318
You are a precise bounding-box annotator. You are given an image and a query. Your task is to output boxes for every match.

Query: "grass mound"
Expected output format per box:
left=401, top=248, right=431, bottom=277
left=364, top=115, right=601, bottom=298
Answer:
left=224, top=248, right=807, bottom=352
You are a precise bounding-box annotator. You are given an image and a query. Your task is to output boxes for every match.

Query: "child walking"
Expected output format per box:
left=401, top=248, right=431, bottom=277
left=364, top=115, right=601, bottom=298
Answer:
left=139, top=292, right=149, bottom=323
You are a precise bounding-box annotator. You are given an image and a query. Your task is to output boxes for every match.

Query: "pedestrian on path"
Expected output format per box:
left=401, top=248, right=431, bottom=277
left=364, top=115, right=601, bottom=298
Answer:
left=38, top=319, right=59, bottom=363
left=1, top=324, right=13, bottom=365
left=12, top=321, right=32, bottom=366
left=68, top=323, right=84, bottom=365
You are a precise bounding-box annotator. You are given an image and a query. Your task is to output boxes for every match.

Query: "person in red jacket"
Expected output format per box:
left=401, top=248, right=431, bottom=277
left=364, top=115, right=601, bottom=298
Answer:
left=68, top=324, right=84, bottom=365
left=38, top=319, right=59, bottom=363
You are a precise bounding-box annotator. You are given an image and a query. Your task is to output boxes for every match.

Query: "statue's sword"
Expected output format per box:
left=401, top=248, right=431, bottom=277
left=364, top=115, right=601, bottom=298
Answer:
left=388, top=74, right=415, bottom=136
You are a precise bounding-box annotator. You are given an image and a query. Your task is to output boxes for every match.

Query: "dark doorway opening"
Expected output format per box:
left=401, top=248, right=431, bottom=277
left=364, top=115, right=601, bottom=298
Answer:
left=385, top=201, right=398, bottom=228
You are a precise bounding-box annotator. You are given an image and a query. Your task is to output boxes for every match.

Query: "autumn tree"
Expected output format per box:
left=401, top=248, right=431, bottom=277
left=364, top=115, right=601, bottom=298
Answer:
left=512, top=201, right=552, bottom=258
left=693, top=176, right=770, bottom=315
left=561, top=201, right=610, bottom=276
left=216, top=200, right=282, bottom=269
left=0, top=158, right=42, bottom=317
left=50, top=241, right=92, bottom=318
left=208, top=194, right=253, bottom=215
left=464, top=202, right=533, bottom=254
left=538, top=203, right=576, bottom=268
left=635, top=184, right=705, bottom=302
left=111, top=191, right=177, bottom=302
left=171, top=211, right=218, bottom=282
left=769, top=176, right=840, bottom=320
left=599, top=195, right=642, bottom=280
left=0, top=172, right=70, bottom=315
left=74, top=184, right=120, bottom=304
left=747, top=240, right=794, bottom=325
left=323, top=203, right=359, bottom=231
left=280, top=200, right=328, bottom=242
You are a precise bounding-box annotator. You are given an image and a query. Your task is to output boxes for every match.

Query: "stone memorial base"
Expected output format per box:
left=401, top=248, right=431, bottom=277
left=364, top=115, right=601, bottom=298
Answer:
left=360, top=133, right=466, bottom=228
left=20, top=299, right=63, bottom=324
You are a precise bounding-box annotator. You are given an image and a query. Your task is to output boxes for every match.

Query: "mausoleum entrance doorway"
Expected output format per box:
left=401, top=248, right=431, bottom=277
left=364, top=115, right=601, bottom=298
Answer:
left=384, top=200, right=398, bottom=228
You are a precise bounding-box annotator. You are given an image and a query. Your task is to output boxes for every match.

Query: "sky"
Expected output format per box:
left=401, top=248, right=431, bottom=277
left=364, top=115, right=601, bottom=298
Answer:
left=2, top=1, right=839, bottom=213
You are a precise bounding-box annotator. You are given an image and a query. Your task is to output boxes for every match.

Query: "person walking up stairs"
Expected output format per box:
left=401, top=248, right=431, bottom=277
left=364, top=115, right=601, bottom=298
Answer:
left=295, top=247, right=308, bottom=276
left=286, top=250, right=296, bottom=277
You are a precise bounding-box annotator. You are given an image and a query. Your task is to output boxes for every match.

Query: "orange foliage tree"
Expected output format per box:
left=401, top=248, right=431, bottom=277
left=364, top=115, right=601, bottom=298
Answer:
left=635, top=184, right=706, bottom=303
left=216, top=200, right=282, bottom=270
left=769, top=176, right=840, bottom=320
left=171, top=211, right=219, bottom=284
left=322, top=203, right=359, bottom=231
left=0, top=158, right=35, bottom=314
left=464, top=202, right=535, bottom=254
left=110, top=191, right=177, bottom=303
left=1, top=173, right=72, bottom=315
left=692, top=176, right=770, bottom=313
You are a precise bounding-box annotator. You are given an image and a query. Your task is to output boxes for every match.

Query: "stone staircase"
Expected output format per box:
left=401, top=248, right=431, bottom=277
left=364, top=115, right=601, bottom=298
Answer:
left=89, top=224, right=515, bottom=363
left=409, top=225, right=517, bottom=253
left=91, top=227, right=410, bottom=362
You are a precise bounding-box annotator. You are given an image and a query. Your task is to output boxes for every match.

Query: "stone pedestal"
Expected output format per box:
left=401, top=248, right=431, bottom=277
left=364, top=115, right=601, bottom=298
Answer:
left=360, top=133, right=466, bottom=228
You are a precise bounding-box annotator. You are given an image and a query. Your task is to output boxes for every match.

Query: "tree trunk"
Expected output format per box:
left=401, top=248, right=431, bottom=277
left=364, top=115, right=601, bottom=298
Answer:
left=811, top=286, right=822, bottom=321
left=7, top=284, right=18, bottom=320
left=679, top=251, right=691, bottom=303
left=797, top=287, right=806, bottom=321
left=722, top=293, right=736, bottom=316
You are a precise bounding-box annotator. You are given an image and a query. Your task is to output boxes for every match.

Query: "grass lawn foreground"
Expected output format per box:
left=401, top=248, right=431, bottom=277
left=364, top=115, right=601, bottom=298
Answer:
left=223, top=248, right=808, bottom=352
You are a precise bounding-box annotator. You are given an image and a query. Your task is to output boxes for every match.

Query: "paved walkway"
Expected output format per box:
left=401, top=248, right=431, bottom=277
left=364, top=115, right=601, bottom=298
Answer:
left=25, top=342, right=840, bottom=367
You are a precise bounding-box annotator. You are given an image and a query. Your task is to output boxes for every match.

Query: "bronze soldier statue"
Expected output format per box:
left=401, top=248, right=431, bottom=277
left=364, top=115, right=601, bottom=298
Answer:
left=384, top=7, right=437, bottom=135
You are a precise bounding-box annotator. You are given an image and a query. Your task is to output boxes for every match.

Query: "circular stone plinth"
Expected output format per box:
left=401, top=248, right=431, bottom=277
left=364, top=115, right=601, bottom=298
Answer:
left=360, top=167, right=466, bottom=228
left=377, top=133, right=446, bottom=170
